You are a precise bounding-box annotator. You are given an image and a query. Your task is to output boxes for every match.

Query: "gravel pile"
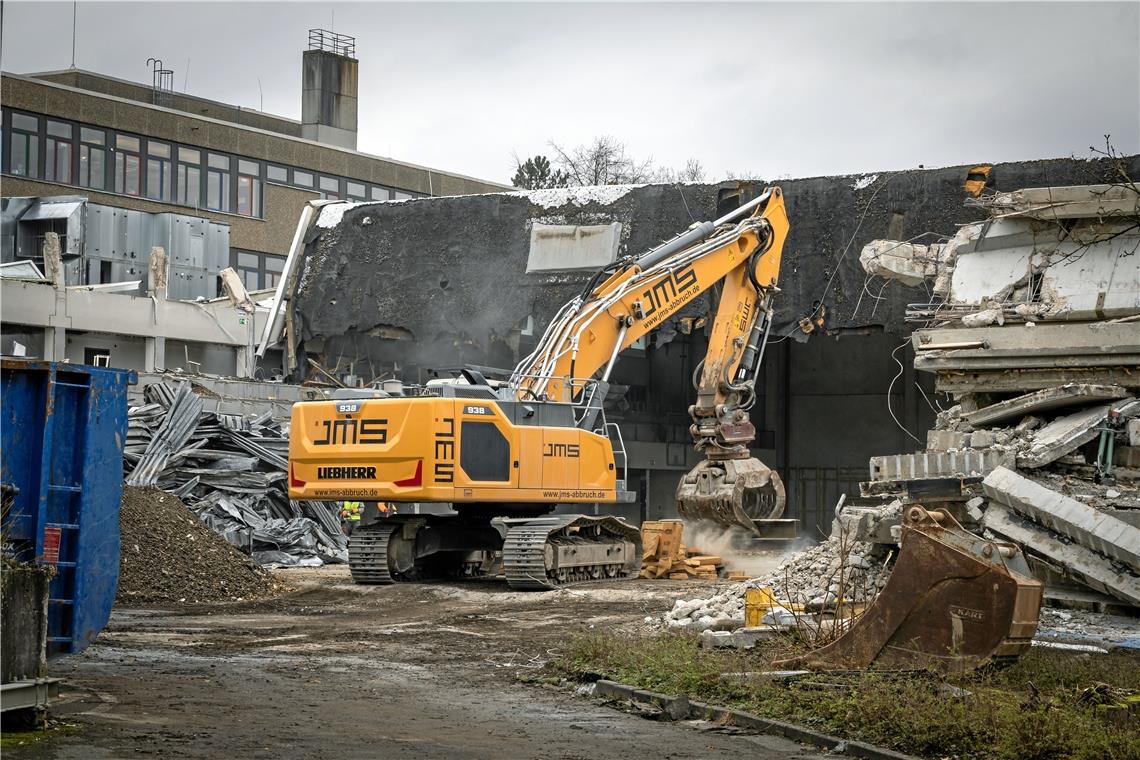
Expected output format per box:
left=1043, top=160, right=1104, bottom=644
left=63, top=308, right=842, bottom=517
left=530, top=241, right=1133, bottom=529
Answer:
left=117, top=486, right=283, bottom=606
left=665, top=533, right=894, bottom=630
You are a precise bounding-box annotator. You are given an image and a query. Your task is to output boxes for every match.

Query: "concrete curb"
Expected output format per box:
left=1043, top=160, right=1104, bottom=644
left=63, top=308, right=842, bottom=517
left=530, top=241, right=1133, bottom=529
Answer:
left=594, top=679, right=916, bottom=760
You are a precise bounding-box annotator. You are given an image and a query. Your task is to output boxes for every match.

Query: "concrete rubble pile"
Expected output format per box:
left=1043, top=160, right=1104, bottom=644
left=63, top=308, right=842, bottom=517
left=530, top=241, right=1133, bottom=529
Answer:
left=665, top=182, right=1140, bottom=636
left=665, top=503, right=899, bottom=630
left=123, top=381, right=348, bottom=566
left=859, top=182, right=1140, bottom=609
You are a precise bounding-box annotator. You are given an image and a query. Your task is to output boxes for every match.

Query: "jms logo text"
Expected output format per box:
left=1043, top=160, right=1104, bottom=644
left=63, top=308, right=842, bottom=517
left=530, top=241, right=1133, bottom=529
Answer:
left=314, top=418, right=387, bottom=445
left=434, top=417, right=456, bottom=483
left=544, top=443, right=580, bottom=458
left=639, top=264, right=698, bottom=321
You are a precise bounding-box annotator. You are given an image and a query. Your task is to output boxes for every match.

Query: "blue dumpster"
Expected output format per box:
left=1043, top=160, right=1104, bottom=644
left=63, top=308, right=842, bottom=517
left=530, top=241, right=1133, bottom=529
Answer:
left=1, top=359, right=136, bottom=657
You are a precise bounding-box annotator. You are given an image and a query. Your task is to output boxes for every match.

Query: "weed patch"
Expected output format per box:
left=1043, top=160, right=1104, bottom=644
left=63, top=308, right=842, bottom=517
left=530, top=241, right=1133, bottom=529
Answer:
left=552, top=631, right=1140, bottom=760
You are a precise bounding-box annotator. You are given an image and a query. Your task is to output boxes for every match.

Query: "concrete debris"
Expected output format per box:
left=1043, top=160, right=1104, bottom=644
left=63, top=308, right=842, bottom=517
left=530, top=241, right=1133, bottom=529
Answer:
left=987, top=184, right=1140, bottom=221
left=1037, top=607, right=1140, bottom=649
left=982, top=505, right=1140, bottom=606
left=868, top=449, right=1013, bottom=482
left=982, top=466, right=1140, bottom=570
left=124, top=381, right=348, bottom=567
left=964, top=384, right=1130, bottom=428
left=860, top=183, right=1140, bottom=624
left=858, top=239, right=946, bottom=288
left=961, top=308, right=1004, bottom=328
left=664, top=505, right=898, bottom=630
left=699, top=627, right=779, bottom=649
left=1018, top=401, right=1121, bottom=469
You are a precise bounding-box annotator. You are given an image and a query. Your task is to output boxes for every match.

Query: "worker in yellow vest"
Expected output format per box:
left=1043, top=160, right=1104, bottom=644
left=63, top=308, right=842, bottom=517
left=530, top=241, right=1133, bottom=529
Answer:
left=341, top=501, right=363, bottom=535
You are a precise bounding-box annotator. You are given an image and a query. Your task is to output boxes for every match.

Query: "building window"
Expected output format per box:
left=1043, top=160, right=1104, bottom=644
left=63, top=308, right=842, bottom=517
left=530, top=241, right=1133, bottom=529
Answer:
left=79, top=127, right=106, bottom=190
left=231, top=250, right=285, bottom=291
left=45, top=120, right=73, bottom=184
left=207, top=153, right=231, bottom=212
left=236, top=159, right=261, bottom=217
left=393, top=190, right=413, bottom=201
left=264, top=254, right=285, bottom=289
left=267, top=165, right=288, bottom=183
left=346, top=181, right=366, bottom=201
left=114, top=134, right=141, bottom=196
left=319, top=175, right=340, bottom=200
left=176, top=147, right=201, bottom=207
left=145, top=141, right=172, bottom=202
left=9, top=112, right=40, bottom=178
left=293, top=170, right=314, bottom=188
left=370, top=186, right=392, bottom=201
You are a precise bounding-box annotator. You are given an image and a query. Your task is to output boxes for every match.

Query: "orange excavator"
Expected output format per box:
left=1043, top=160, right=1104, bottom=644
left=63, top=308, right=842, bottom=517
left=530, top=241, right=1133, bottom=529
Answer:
left=289, top=187, right=791, bottom=588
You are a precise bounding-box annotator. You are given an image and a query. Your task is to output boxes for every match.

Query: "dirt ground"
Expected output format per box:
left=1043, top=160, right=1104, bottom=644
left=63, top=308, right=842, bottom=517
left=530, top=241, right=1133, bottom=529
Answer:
left=9, top=567, right=824, bottom=760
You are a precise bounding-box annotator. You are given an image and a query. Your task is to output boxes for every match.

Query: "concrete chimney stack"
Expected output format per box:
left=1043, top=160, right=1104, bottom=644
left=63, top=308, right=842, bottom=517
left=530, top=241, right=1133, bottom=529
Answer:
left=302, top=30, right=359, bottom=150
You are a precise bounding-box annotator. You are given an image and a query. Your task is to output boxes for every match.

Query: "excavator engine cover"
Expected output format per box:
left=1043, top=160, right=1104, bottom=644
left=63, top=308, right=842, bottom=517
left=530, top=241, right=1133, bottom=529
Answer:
left=781, top=506, right=1043, bottom=673
left=676, top=457, right=786, bottom=533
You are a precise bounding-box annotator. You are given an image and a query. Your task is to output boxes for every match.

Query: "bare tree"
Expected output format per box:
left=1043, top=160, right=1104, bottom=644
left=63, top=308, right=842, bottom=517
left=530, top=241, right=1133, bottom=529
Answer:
left=549, top=136, right=658, bottom=186
left=655, top=158, right=706, bottom=183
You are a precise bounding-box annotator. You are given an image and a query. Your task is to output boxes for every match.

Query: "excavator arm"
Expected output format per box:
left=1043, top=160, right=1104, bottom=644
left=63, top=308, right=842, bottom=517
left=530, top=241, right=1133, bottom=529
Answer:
left=511, top=187, right=790, bottom=532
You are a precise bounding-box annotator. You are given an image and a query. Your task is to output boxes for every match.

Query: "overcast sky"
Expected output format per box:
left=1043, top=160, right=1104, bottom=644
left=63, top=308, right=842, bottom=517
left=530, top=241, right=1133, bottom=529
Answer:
left=2, top=1, right=1137, bottom=184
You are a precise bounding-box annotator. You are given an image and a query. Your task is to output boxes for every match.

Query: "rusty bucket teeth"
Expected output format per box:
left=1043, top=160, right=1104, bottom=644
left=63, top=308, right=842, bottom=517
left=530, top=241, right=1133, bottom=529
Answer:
left=675, top=457, right=786, bottom=534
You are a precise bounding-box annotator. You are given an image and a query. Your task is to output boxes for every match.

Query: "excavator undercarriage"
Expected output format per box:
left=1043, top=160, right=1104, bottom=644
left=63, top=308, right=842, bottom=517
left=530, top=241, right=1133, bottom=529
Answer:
left=347, top=509, right=641, bottom=590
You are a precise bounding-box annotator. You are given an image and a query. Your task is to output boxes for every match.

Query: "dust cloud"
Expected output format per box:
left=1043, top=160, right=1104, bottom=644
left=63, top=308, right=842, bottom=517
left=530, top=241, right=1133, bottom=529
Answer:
left=681, top=520, right=817, bottom=580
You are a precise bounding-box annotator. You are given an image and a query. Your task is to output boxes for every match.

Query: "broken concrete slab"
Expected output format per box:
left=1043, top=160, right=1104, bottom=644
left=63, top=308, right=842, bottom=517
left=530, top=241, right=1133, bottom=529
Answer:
left=1017, top=401, right=1130, bottom=469
left=859, top=239, right=946, bottom=287
left=912, top=322, right=1140, bottom=373
left=927, top=429, right=969, bottom=452
left=934, top=368, right=1140, bottom=396
left=983, top=466, right=1140, bottom=571
left=699, top=627, right=781, bottom=649
left=988, top=184, right=1140, bottom=221
left=869, top=450, right=1013, bottom=482
left=964, top=384, right=1130, bottom=428
left=983, top=504, right=1140, bottom=606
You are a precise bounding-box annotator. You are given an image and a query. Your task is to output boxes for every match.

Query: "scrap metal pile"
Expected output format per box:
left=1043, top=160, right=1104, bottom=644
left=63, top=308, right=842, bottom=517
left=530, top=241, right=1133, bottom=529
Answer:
left=123, top=381, right=347, bottom=566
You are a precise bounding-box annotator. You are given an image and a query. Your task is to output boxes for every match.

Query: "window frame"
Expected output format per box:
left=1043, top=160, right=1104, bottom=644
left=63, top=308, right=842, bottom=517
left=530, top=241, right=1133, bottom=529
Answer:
left=44, top=120, right=74, bottom=184
left=319, top=175, right=341, bottom=200
left=7, top=110, right=41, bottom=179
left=236, top=159, right=262, bottom=217
left=175, top=146, right=203, bottom=208
left=145, top=140, right=173, bottom=202
left=114, top=133, right=142, bottom=196
left=206, top=152, right=232, bottom=213
left=78, top=126, right=107, bottom=190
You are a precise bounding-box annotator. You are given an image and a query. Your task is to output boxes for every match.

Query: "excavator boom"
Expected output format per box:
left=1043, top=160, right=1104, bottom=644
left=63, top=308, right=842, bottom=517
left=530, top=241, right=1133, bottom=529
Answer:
left=512, top=187, right=791, bottom=532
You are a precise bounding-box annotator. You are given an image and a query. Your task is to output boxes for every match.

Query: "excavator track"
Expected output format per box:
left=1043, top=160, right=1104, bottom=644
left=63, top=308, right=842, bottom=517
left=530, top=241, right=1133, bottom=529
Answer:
left=502, top=515, right=641, bottom=590
left=348, top=523, right=401, bottom=584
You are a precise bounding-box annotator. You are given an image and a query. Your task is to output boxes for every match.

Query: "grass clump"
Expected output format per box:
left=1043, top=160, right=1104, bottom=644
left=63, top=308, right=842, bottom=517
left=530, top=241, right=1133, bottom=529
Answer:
left=552, top=631, right=1140, bottom=760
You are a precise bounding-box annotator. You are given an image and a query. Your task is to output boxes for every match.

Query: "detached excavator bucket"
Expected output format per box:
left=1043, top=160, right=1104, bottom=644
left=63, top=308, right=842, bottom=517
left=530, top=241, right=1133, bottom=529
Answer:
left=676, top=457, right=786, bottom=534
left=780, top=506, right=1043, bottom=673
